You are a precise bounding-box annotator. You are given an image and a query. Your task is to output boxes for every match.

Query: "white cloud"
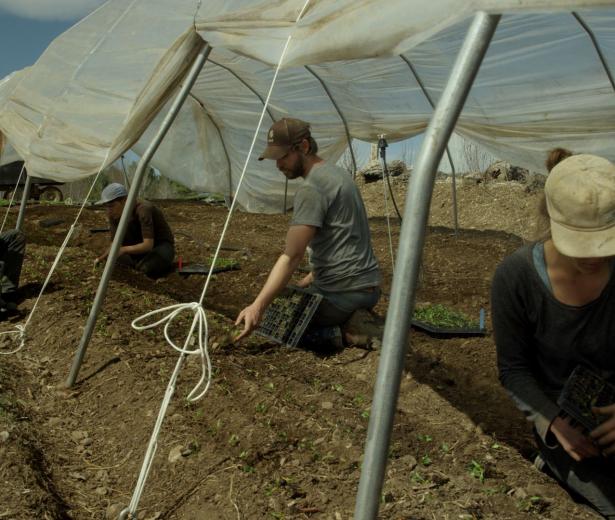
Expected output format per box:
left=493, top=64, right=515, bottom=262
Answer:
left=0, top=0, right=106, bottom=21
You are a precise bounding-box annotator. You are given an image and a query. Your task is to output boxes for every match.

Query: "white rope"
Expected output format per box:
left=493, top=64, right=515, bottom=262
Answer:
left=0, top=148, right=112, bottom=356
left=0, top=325, right=25, bottom=355
left=0, top=0, right=142, bottom=355
left=0, top=163, right=25, bottom=234
left=123, top=2, right=313, bottom=516
left=131, top=303, right=211, bottom=401
left=380, top=156, right=396, bottom=272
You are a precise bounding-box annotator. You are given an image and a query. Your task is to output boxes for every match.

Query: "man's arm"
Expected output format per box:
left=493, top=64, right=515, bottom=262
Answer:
left=94, top=239, right=154, bottom=265
left=119, top=239, right=154, bottom=256
left=235, top=225, right=316, bottom=340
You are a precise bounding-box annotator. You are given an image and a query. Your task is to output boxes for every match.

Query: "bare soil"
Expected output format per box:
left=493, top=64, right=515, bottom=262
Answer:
left=0, top=179, right=602, bottom=520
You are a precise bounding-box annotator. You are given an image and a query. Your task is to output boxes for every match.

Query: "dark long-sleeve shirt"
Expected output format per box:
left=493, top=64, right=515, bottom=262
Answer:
left=491, top=243, right=615, bottom=439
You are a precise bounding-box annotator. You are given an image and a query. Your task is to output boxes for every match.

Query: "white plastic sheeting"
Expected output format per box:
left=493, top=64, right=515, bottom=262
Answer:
left=1, top=0, right=615, bottom=212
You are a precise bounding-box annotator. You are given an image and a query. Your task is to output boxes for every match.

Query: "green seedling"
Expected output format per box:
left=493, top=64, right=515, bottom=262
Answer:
left=410, top=471, right=427, bottom=484
left=468, top=460, right=485, bottom=483
left=255, top=402, right=268, bottom=414
left=517, top=495, right=548, bottom=514
left=417, top=434, right=433, bottom=443
left=440, top=442, right=450, bottom=453
left=420, top=454, right=432, bottom=466
left=353, top=394, right=366, bottom=406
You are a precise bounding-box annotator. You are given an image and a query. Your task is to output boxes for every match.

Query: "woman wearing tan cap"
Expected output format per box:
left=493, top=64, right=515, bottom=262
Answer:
left=491, top=153, right=615, bottom=518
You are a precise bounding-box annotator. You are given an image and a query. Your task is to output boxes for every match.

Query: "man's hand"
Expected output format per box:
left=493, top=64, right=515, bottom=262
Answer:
left=235, top=302, right=265, bottom=342
left=296, top=272, right=313, bottom=289
left=94, top=251, right=109, bottom=267
left=549, top=415, right=600, bottom=461
left=590, top=403, right=615, bottom=456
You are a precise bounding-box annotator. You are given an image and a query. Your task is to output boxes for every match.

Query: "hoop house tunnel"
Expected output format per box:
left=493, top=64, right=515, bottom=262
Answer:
left=1, top=1, right=615, bottom=518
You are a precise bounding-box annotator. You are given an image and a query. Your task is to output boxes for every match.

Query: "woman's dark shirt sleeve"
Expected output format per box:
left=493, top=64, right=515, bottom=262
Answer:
left=491, top=246, right=560, bottom=439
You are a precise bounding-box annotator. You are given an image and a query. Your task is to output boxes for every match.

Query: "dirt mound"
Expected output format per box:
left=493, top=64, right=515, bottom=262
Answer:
left=361, top=175, right=543, bottom=241
left=0, top=198, right=600, bottom=519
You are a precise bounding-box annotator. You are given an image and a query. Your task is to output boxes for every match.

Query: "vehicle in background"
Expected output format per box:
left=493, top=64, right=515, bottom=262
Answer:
left=0, top=161, right=64, bottom=202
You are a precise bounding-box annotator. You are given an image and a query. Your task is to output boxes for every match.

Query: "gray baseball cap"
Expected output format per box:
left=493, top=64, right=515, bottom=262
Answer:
left=97, top=183, right=128, bottom=205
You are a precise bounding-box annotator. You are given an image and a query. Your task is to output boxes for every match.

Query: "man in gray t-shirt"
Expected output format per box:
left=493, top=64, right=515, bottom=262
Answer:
left=236, top=117, right=380, bottom=344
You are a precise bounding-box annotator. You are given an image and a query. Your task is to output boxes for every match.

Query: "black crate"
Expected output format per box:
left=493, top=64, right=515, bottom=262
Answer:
left=256, top=286, right=322, bottom=348
left=557, top=365, right=615, bottom=432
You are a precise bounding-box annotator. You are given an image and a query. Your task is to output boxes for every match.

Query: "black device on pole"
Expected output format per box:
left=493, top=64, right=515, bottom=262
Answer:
left=378, top=135, right=402, bottom=222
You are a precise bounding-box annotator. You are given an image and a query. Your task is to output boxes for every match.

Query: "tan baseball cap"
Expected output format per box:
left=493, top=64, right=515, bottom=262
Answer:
left=546, top=154, right=615, bottom=258
left=258, top=118, right=311, bottom=161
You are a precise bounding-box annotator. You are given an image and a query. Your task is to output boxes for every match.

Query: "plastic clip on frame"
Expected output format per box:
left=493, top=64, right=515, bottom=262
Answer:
left=256, top=286, right=323, bottom=348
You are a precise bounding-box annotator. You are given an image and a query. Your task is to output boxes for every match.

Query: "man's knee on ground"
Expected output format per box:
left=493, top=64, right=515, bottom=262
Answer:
left=342, top=308, right=383, bottom=347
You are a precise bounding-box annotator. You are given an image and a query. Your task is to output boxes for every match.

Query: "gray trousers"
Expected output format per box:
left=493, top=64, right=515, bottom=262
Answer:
left=536, top=431, right=615, bottom=518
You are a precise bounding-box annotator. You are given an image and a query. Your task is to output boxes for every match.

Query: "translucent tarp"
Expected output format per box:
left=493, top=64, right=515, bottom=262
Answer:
left=1, top=0, right=614, bottom=212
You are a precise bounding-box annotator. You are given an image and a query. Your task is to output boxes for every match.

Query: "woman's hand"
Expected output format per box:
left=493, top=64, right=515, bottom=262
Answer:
left=590, top=403, right=615, bottom=456
left=549, top=415, right=600, bottom=461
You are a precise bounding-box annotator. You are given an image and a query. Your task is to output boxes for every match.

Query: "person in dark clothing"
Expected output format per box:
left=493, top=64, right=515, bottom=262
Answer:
left=95, top=183, right=175, bottom=278
left=0, top=229, right=25, bottom=313
left=491, top=153, right=615, bottom=519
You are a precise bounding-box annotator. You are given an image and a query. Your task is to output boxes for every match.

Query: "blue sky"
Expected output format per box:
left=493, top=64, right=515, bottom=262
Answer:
left=0, top=1, right=105, bottom=79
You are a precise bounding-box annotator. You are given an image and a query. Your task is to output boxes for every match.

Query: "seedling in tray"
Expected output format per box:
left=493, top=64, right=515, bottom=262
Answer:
left=412, top=304, right=480, bottom=329
left=411, top=304, right=485, bottom=336
left=557, top=365, right=615, bottom=432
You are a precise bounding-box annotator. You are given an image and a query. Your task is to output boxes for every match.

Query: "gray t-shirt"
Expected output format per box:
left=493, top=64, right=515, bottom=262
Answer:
left=291, top=161, right=380, bottom=292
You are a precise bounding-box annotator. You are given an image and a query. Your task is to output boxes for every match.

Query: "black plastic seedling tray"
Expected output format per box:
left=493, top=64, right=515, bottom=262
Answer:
left=177, top=262, right=240, bottom=276
left=256, top=286, right=323, bottom=348
left=39, top=218, right=65, bottom=228
left=410, top=319, right=486, bottom=338
left=557, top=365, right=615, bottom=432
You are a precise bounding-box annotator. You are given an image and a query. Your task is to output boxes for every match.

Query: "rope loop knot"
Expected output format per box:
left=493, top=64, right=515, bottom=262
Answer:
left=0, top=324, right=26, bottom=356
left=132, top=302, right=212, bottom=401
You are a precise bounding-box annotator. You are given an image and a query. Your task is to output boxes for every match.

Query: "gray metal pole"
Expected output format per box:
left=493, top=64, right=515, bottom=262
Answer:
left=15, top=175, right=33, bottom=231
left=399, top=55, right=459, bottom=234
left=353, top=13, right=500, bottom=519
left=450, top=158, right=459, bottom=234
left=66, top=41, right=212, bottom=387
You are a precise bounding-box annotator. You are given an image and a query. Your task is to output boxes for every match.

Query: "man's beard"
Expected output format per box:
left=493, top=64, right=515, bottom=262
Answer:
left=283, top=160, right=304, bottom=179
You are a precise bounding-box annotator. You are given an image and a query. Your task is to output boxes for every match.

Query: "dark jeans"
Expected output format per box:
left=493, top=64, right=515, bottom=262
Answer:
left=0, top=229, right=26, bottom=294
left=309, top=286, right=381, bottom=327
left=117, top=242, right=174, bottom=279
left=299, top=286, right=380, bottom=349
left=535, top=430, right=615, bottom=518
